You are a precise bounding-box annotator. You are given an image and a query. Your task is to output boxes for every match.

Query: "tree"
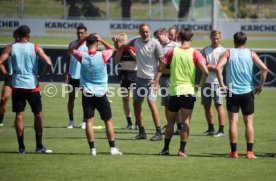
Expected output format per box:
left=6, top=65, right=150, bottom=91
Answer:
left=82, top=0, right=103, bottom=17
left=57, top=0, right=103, bottom=18
left=68, top=2, right=81, bottom=17
left=121, top=0, right=132, bottom=19
left=178, top=0, right=191, bottom=19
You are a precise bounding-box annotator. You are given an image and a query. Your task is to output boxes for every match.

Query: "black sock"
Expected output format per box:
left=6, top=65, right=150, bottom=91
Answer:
left=247, top=143, right=253, bottom=152
left=230, top=142, right=237, bottom=152
left=108, top=140, right=115, bottom=148
left=218, top=125, right=224, bottom=133
left=179, top=141, right=187, bottom=152
left=88, top=141, right=94, bottom=149
left=126, top=117, right=132, bottom=125
left=36, top=135, right=43, bottom=148
left=156, top=127, right=161, bottom=134
left=69, top=114, right=73, bottom=121
left=208, top=124, right=214, bottom=132
left=0, top=114, right=4, bottom=124
left=17, top=135, right=25, bottom=149
left=139, top=127, right=146, bottom=135
left=163, top=138, right=171, bottom=150
left=177, top=123, right=182, bottom=131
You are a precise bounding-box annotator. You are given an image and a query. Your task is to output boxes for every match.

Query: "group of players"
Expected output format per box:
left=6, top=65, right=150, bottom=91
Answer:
left=0, top=23, right=268, bottom=158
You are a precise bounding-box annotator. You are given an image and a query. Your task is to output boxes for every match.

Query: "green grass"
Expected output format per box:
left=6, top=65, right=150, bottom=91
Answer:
left=1, top=36, right=276, bottom=49
left=0, top=83, right=275, bottom=181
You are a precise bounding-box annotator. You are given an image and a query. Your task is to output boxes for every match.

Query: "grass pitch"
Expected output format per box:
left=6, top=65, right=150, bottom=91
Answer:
left=0, top=83, right=275, bottom=181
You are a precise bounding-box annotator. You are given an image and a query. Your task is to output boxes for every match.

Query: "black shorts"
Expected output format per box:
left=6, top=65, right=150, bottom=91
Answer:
left=168, top=95, right=196, bottom=112
left=4, top=78, right=12, bottom=86
left=12, top=91, right=42, bottom=114
left=68, top=78, right=80, bottom=89
left=82, top=93, right=112, bottom=121
left=118, top=70, right=136, bottom=89
left=226, top=91, right=254, bottom=115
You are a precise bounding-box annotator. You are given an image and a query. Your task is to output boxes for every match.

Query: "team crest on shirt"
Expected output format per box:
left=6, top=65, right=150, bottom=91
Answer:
left=216, top=52, right=221, bottom=59
left=147, top=46, right=152, bottom=53
left=146, top=43, right=155, bottom=53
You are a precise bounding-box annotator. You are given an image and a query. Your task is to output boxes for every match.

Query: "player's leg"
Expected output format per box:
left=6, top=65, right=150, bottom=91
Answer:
left=67, top=78, right=78, bottom=128
left=159, top=110, right=177, bottom=155
left=213, top=103, right=225, bottom=137
left=227, top=111, right=239, bottom=158
left=241, top=91, right=256, bottom=158
left=159, top=76, right=169, bottom=133
left=15, top=112, right=25, bottom=153
left=29, top=92, right=52, bottom=153
left=174, top=111, right=182, bottom=135
left=178, top=95, right=196, bottom=157
left=148, top=99, right=162, bottom=141
left=0, top=83, right=12, bottom=126
left=121, top=82, right=133, bottom=129
left=226, top=92, right=239, bottom=158
left=202, top=104, right=215, bottom=135
left=178, top=108, right=193, bottom=157
left=132, top=99, right=148, bottom=139
left=160, top=95, right=180, bottom=155
left=12, top=90, right=26, bottom=153
left=213, top=84, right=225, bottom=137
left=243, top=114, right=255, bottom=157
left=82, top=93, right=96, bottom=155
left=104, top=118, right=122, bottom=155
left=201, top=83, right=215, bottom=135
left=98, top=95, right=122, bottom=155
left=148, top=83, right=162, bottom=141
left=132, top=78, right=146, bottom=139
left=86, top=117, right=96, bottom=155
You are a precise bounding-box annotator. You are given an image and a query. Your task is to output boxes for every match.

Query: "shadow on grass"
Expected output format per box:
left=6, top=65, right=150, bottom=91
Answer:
left=44, top=136, right=148, bottom=141
left=45, top=136, right=86, bottom=139
left=5, top=126, right=70, bottom=129
left=0, top=151, right=88, bottom=156
left=1, top=150, right=274, bottom=158
left=207, top=152, right=276, bottom=158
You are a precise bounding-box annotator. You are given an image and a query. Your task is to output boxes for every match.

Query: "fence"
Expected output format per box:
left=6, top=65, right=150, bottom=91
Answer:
left=0, top=0, right=275, bottom=21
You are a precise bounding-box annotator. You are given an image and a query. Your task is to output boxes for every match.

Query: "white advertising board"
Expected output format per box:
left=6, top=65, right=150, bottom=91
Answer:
left=0, top=18, right=275, bottom=40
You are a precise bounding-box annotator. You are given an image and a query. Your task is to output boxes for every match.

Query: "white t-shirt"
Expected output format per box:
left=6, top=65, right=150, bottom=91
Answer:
left=162, top=41, right=179, bottom=53
left=127, top=37, right=164, bottom=79
left=162, top=41, right=179, bottom=75
left=202, top=45, right=226, bottom=84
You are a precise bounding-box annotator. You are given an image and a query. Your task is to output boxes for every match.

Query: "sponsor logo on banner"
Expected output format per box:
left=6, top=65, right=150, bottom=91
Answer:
left=175, top=24, right=212, bottom=32
left=240, top=24, right=276, bottom=38
left=110, top=23, right=140, bottom=36
left=45, top=21, right=85, bottom=35
left=241, top=24, right=276, bottom=32
left=0, top=20, right=19, bottom=33
left=254, top=54, right=276, bottom=86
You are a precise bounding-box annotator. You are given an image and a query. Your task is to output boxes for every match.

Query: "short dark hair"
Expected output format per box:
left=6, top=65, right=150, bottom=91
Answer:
left=77, top=24, right=87, bottom=32
left=86, top=34, right=98, bottom=46
left=139, top=23, right=151, bottom=31
left=178, top=28, right=193, bottom=41
left=168, top=25, right=178, bottom=33
left=234, top=32, right=247, bottom=46
left=13, top=28, right=18, bottom=39
left=153, top=27, right=167, bottom=38
left=17, top=25, right=30, bottom=38
left=210, top=29, right=221, bottom=38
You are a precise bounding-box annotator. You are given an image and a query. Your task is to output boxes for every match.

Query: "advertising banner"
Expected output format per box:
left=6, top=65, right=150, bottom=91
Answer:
left=1, top=18, right=275, bottom=40
left=0, top=47, right=276, bottom=87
